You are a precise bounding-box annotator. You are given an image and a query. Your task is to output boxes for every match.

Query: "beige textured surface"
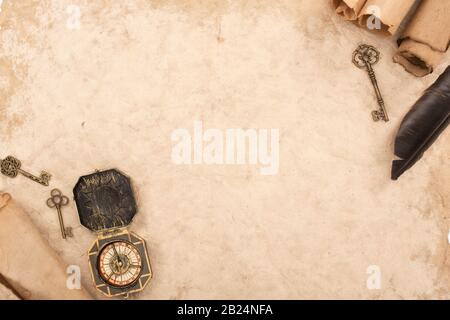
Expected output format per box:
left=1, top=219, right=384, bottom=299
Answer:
left=0, top=0, right=449, bottom=299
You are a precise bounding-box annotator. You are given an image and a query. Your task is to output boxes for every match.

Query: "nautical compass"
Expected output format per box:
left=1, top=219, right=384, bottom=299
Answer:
left=74, top=169, right=152, bottom=297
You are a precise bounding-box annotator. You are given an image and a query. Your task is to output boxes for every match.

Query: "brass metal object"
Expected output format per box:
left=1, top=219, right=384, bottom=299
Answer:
left=353, top=44, right=389, bottom=122
left=0, top=155, right=51, bottom=186
left=47, top=189, right=73, bottom=239
left=87, top=229, right=151, bottom=298
left=74, top=169, right=152, bottom=298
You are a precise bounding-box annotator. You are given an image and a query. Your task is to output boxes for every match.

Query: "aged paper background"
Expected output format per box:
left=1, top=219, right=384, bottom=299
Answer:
left=0, top=0, right=449, bottom=299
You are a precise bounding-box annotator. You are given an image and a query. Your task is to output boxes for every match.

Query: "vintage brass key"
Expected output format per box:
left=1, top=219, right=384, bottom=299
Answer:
left=353, top=44, right=389, bottom=122
left=47, top=189, right=73, bottom=239
left=0, top=156, right=51, bottom=186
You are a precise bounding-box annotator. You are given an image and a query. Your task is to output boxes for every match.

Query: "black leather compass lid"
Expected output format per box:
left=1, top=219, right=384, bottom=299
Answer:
left=74, top=169, right=137, bottom=232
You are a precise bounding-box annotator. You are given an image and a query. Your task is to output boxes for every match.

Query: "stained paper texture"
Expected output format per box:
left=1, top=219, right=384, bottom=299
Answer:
left=0, top=0, right=449, bottom=299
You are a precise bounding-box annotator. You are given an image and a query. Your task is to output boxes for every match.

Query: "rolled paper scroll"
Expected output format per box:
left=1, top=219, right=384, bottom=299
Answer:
left=358, top=0, right=417, bottom=35
left=392, top=66, right=450, bottom=180
left=333, top=0, right=368, bottom=21
left=0, top=278, right=20, bottom=300
left=0, top=193, right=92, bottom=300
left=394, top=0, right=450, bottom=77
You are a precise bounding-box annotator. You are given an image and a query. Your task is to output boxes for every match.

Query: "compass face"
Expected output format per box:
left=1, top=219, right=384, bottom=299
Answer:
left=97, top=241, right=142, bottom=287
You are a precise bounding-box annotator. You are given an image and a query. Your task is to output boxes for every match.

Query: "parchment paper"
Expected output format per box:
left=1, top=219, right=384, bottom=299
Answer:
left=394, top=0, right=450, bottom=77
left=0, top=193, right=91, bottom=300
left=0, top=0, right=449, bottom=300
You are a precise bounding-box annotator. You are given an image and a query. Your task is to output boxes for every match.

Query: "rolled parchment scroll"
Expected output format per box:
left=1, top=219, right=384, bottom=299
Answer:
left=358, top=0, right=417, bottom=35
left=0, top=193, right=91, bottom=300
left=0, top=279, right=20, bottom=300
left=333, top=0, right=368, bottom=21
left=333, top=0, right=449, bottom=76
left=333, top=0, right=416, bottom=34
left=394, top=0, right=450, bottom=77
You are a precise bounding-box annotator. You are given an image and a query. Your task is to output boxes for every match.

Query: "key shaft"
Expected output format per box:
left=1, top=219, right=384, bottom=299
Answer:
left=18, top=168, right=51, bottom=186
left=365, top=63, right=389, bottom=122
left=55, top=205, right=67, bottom=239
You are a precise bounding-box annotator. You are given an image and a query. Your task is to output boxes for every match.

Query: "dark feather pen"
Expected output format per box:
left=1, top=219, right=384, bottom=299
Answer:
left=392, top=66, right=450, bottom=180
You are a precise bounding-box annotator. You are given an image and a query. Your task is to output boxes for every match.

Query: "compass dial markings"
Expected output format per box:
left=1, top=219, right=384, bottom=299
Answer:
left=98, top=241, right=142, bottom=287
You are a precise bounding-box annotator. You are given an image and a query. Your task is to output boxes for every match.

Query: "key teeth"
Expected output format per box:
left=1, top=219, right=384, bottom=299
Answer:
left=40, top=171, right=52, bottom=186
left=372, top=110, right=382, bottom=122
left=372, top=110, right=389, bottom=122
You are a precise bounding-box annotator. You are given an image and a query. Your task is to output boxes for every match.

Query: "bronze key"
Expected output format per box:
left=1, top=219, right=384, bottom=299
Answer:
left=353, top=44, right=389, bottom=122
left=0, top=156, right=51, bottom=186
left=47, top=189, right=73, bottom=239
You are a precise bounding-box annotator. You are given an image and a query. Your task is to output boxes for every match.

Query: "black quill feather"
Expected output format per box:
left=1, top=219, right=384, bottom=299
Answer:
left=392, top=66, right=450, bottom=180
